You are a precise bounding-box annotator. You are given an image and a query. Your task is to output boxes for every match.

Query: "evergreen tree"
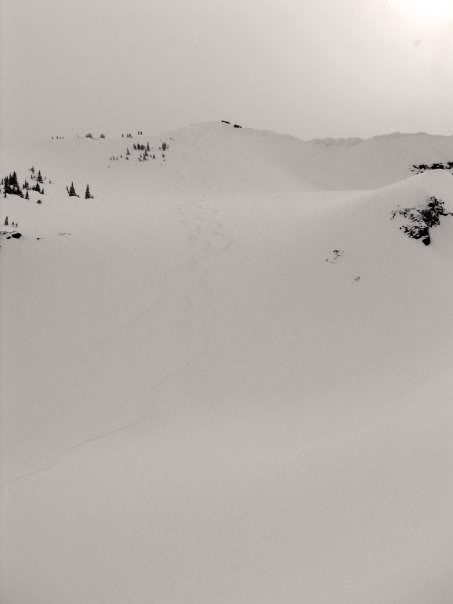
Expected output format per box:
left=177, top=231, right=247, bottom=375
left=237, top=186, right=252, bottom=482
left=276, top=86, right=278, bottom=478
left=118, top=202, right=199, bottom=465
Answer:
left=37, top=170, right=43, bottom=183
left=85, top=185, right=93, bottom=199
left=25, top=190, right=29, bottom=200
left=67, top=182, right=77, bottom=197
left=3, top=172, right=23, bottom=197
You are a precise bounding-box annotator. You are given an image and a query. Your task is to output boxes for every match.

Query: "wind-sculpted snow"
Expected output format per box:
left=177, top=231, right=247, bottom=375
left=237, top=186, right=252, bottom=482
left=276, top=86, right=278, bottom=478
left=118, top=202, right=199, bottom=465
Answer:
left=1, top=124, right=453, bottom=604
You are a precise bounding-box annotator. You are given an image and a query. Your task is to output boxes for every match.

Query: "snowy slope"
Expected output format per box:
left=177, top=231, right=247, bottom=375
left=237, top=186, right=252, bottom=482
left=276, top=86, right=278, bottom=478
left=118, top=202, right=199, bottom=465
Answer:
left=1, top=124, right=453, bottom=604
left=2, top=123, right=453, bottom=195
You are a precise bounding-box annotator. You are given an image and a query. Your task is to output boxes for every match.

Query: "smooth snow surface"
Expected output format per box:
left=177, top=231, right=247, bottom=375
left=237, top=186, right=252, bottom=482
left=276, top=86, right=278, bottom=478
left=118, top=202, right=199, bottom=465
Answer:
left=1, top=123, right=453, bottom=604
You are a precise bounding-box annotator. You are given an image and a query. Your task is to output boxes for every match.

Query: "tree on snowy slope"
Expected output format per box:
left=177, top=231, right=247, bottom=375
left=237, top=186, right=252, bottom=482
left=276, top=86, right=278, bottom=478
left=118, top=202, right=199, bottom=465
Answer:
left=66, top=182, right=78, bottom=197
left=3, top=172, right=24, bottom=197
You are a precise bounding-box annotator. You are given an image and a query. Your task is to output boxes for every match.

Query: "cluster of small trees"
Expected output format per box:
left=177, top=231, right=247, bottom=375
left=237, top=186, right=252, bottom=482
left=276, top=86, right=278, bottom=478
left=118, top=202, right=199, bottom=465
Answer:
left=2, top=172, right=23, bottom=197
left=66, top=182, right=94, bottom=199
left=1, top=168, right=47, bottom=199
left=29, top=167, right=45, bottom=182
left=138, top=150, right=154, bottom=161
left=411, top=161, right=453, bottom=174
left=30, top=181, right=44, bottom=195
left=121, top=131, right=143, bottom=138
left=3, top=216, right=19, bottom=227
left=30, top=167, right=50, bottom=184
left=133, top=142, right=150, bottom=152
left=113, top=139, right=170, bottom=163
left=85, top=133, right=106, bottom=140
left=126, top=141, right=161, bottom=162
left=392, top=196, right=452, bottom=245
left=135, top=141, right=168, bottom=161
left=28, top=167, right=47, bottom=194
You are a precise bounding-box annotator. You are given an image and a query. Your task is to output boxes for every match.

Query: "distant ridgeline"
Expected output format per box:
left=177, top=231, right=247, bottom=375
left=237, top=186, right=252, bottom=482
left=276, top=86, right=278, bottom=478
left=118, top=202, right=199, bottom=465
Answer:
left=411, top=161, right=453, bottom=174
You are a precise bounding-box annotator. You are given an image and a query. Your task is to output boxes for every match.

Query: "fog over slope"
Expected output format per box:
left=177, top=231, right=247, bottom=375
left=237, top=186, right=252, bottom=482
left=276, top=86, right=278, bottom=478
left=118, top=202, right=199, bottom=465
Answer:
left=1, top=123, right=453, bottom=604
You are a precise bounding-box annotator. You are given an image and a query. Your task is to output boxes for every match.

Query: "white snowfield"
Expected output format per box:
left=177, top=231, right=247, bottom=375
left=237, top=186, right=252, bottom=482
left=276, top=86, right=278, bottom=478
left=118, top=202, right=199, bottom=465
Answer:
left=1, top=123, right=453, bottom=603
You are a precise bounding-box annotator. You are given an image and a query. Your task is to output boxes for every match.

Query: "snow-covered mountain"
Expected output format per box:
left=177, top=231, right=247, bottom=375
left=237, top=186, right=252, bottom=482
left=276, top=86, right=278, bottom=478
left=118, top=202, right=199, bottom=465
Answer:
left=1, top=122, right=453, bottom=604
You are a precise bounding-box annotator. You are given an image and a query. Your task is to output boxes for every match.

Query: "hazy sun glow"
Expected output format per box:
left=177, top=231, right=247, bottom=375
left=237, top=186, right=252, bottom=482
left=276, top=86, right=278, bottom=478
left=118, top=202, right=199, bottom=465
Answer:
left=398, top=0, right=453, bottom=23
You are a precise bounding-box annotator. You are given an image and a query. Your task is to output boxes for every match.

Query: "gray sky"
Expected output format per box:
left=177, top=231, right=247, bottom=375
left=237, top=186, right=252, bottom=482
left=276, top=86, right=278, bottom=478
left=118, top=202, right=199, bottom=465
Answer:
left=1, top=0, right=452, bottom=142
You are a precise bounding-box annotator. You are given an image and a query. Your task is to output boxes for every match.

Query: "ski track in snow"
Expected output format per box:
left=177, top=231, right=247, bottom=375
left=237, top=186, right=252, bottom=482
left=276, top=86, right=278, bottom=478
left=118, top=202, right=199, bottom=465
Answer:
left=0, top=192, right=232, bottom=487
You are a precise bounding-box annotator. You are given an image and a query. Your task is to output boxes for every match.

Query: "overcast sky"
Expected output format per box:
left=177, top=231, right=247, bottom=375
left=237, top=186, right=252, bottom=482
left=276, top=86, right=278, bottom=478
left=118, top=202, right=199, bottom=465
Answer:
left=1, top=0, right=452, bottom=142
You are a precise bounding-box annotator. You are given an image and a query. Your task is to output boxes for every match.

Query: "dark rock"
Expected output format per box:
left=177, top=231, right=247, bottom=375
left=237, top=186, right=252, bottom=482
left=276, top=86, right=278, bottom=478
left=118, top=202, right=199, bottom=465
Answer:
left=11, top=232, right=22, bottom=239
